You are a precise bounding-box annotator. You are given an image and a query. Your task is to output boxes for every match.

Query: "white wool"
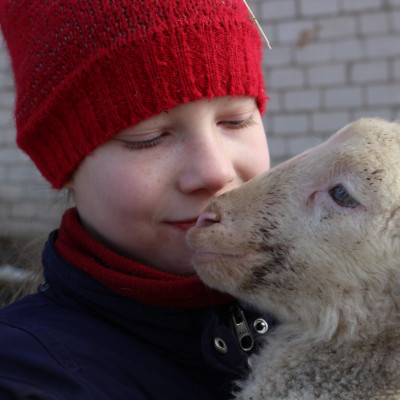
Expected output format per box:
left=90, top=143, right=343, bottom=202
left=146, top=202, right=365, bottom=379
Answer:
left=187, top=118, right=400, bottom=399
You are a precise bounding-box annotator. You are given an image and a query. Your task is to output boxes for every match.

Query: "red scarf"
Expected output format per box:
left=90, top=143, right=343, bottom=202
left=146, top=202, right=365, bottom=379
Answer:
left=55, top=208, right=232, bottom=308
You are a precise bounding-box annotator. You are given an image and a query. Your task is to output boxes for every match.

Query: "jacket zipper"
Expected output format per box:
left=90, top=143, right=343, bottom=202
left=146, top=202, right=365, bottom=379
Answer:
left=230, top=305, right=254, bottom=352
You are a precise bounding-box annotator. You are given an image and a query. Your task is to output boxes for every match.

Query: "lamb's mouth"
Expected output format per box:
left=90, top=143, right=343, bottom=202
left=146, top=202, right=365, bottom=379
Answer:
left=191, top=249, right=244, bottom=263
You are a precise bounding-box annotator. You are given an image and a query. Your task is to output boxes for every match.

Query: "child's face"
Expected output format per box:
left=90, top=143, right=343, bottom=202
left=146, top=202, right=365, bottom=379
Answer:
left=66, top=96, right=270, bottom=276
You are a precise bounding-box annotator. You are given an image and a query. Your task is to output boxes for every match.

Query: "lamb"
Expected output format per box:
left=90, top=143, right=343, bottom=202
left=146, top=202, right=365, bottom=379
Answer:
left=187, top=118, right=400, bottom=399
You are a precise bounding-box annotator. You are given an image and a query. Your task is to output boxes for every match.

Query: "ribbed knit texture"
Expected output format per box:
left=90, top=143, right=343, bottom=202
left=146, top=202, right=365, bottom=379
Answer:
left=0, top=0, right=266, bottom=188
left=55, top=208, right=233, bottom=307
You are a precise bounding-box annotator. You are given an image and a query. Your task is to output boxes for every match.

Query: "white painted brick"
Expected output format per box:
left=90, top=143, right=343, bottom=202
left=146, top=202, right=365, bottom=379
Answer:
left=300, top=0, right=340, bottom=16
left=0, top=127, right=14, bottom=145
left=22, top=180, right=49, bottom=195
left=267, top=137, right=287, bottom=160
left=0, top=52, right=11, bottom=71
left=365, top=36, right=400, bottom=58
left=0, top=110, right=13, bottom=127
left=353, top=109, right=393, bottom=121
left=24, top=187, right=54, bottom=203
left=269, top=157, right=283, bottom=168
left=261, top=115, right=270, bottom=133
left=295, top=43, right=333, bottom=65
left=0, top=39, right=11, bottom=64
left=318, top=17, right=357, bottom=39
left=11, top=202, right=39, bottom=219
left=0, top=92, right=14, bottom=109
left=261, top=0, right=296, bottom=20
left=360, top=13, right=390, bottom=35
left=394, top=59, right=400, bottom=80
left=312, top=112, right=350, bottom=132
left=272, top=114, right=309, bottom=135
left=0, top=70, right=14, bottom=89
left=307, top=64, right=346, bottom=86
left=0, top=147, right=27, bottom=164
left=269, top=68, right=304, bottom=89
left=0, top=183, right=25, bottom=201
left=325, top=87, right=363, bottom=108
left=259, top=23, right=276, bottom=48
left=23, top=184, right=60, bottom=201
left=366, top=84, right=400, bottom=106
left=341, top=0, right=384, bottom=12
left=0, top=166, right=6, bottom=180
left=332, top=39, right=364, bottom=61
left=277, top=20, right=314, bottom=44
left=288, top=137, right=322, bottom=157
left=33, top=201, right=65, bottom=221
left=6, top=165, right=35, bottom=182
left=0, top=202, right=9, bottom=220
left=391, top=11, right=400, bottom=32
left=1, top=126, right=16, bottom=144
left=263, top=46, right=292, bottom=67
left=0, top=218, right=57, bottom=236
left=389, top=0, right=400, bottom=7
left=264, top=91, right=281, bottom=112
left=351, top=61, right=389, bottom=83
left=284, top=89, right=321, bottom=111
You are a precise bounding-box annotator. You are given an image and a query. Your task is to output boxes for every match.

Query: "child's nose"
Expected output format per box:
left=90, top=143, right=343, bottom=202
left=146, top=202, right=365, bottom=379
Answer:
left=179, top=136, right=236, bottom=194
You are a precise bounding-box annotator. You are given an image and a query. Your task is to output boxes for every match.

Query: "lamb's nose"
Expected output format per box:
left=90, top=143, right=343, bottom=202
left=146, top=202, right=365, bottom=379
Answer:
left=195, top=212, right=220, bottom=228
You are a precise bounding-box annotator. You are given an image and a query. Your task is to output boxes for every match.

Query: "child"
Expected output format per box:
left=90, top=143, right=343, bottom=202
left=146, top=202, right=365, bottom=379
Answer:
left=0, top=0, right=277, bottom=398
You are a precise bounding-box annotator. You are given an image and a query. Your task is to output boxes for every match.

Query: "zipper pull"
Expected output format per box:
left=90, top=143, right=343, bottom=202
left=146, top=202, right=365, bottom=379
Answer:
left=230, top=306, right=254, bottom=352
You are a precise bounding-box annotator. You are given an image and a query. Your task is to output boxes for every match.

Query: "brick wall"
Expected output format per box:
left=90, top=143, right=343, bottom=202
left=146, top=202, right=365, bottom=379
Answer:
left=257, top=0, right=400, bottom=164
left=1, top=0, right=400, bottom=237
left=0, top=42, right=69, bottom=236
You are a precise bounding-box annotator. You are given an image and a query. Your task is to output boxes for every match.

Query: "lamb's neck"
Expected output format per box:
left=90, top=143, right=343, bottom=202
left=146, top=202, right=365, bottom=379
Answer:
left=299, top=293, right=400, bottom=346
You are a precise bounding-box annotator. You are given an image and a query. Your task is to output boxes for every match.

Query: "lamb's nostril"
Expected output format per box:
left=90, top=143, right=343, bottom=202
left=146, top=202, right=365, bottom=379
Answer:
left=195, top=212, right=220, bottom=228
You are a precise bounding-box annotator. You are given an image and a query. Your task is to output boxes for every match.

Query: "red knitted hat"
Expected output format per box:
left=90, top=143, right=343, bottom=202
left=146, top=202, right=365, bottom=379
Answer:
left=0, top=0, right=267, bottom=188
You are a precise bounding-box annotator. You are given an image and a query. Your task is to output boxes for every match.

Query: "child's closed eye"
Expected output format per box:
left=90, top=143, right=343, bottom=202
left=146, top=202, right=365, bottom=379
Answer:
left=114, top=109, right=258, bottom=151
left=115, top=133, right=167, bottom=151
left=219, top=114, right=256, bottom=130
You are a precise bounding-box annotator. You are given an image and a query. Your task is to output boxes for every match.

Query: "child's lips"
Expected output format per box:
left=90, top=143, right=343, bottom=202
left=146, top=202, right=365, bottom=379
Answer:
left=167, top=218, right=198, bottom=232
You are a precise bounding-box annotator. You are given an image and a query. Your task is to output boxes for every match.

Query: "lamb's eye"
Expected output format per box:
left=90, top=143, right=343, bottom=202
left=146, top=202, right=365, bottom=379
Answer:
left=329, top=185, right=359, bottom=208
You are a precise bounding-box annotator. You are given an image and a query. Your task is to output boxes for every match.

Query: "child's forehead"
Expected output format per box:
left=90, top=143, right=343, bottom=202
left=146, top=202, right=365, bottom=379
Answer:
left=167, top=96, right=257, bottom=117
left=130, top=96, right=257, bottom=128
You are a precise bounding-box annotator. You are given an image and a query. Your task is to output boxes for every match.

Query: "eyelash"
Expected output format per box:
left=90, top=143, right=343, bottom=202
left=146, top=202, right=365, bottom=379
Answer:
left=122, top=116, right=256, bottom=151
left=122, top=136, right=163, bottom=151
left=222, top=116, right=256, bottom=129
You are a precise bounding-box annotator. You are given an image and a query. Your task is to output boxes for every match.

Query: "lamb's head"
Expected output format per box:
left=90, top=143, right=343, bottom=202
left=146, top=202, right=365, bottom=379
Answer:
left=187, top=118, right=400, bottom=334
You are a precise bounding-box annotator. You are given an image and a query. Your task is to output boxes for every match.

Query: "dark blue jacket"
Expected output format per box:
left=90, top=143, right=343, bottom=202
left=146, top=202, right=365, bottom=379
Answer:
left=0, top=232, right=276, bottom=399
